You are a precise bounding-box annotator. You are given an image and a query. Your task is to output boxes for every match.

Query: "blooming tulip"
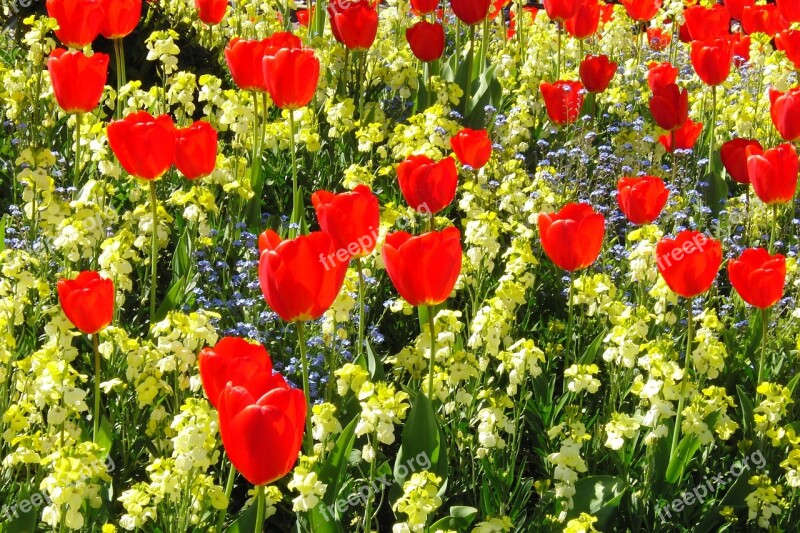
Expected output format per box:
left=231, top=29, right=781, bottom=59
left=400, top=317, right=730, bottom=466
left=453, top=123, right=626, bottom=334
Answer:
left=328, top=0, right=379, bottom=51
left=382, top=227, right=462, bottom=307
left=646, top=61, right=678, bottom=91
left=258, top=231, right=348, bottom=322
left=740, top=4, right=785, bottom=36
left=107, top=111, right=176, bottom=180
left=746, top=143, right=799, bottom=205
left=540, top=80, right=584, bottom=125
left=616, top=176, right=669, bottom=225
left=198, top=337, right=289, bottom=408
left=57, top=271, right=115, bottom=335
left=538, top=203, right=605, bottom=272
left=564, top=0, right=599, bottom=40
left=46, top=0, right=104, bottom=48
left=728, top=248, right=786, bottom=309
left=775, top=30, right=800, bottom=70
left=311, top=185, right=380, bottom=258
left=730, top=32, right=751, bottom=67
left=777, top=0, right=800, bottom=23
left=174, top=121, right=218, bottom=180
left=397, top=155, right=458, bottom=214
left=646, top=27, right=671, bottom=51
left=724, top=0, right=754, bottom=21
left=450, top=128, right=492, bottom=169
left=579, top=54, right=617, bottom=93
left=690, top=38, right=732, bottom=86
left=543, top=0, right=580, bottom=22
left=217, top=379, right=306, bottom=486
left=411, top=0, right=439, bottom=15
left=406, top=21, right=445, bottom=62
left=620, top=0, right=661, bottom=21
left=47, top=49, right=108, bottom=114
left=100, top=0, right=141, bottom=39
left=769, top=87, right=800, bottom=142
left=225, top=38, right=271, bottom=92
left=649, top=83, right=688, bottom=131
left=263, top=48, right=320, bottom=110
left=656, top=230, right=721, bottom=298
left=659, top=119, right=703, bottom=153
left=451, top=0, right=492, bottom=25
left=194, top=0, right=228, bottom=25
left=684, top=5, right=731, bottom=42
left=720, top=138, right=762, bottom=184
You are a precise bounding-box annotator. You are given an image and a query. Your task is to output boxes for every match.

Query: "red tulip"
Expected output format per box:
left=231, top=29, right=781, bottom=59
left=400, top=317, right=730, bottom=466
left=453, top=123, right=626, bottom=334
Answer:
left=450, top=128, right=492, bottom=169
left=297, top=8, right=311, bottom=27
left=730, top=32, right=751, bottom=67
left=489, top=0, right=511, bottom=20
left=538, top=203, right=605, bottom=272
left=724, top=0, right=754, bottom=21
left=769, top=87, right=800, bottom=142
left=263, top=48, right=320, bottom=110
left=617, top=176, right=669, bottom=225
left=397, top=155, right=458, bottom=214
left=382, top=227, right=462, bottom=307
left=777, top=0, right=800, bottom=23
left=258, top=231, right=348, bottom=322
left=656, top=230, right=721, bottom=298
left=406, top=21, right=446, bottom=62
left=678, top=21, right=693, bottom=44
left=646, top=61, right=678, bottom=91
left=57, top=271, right=115, bottom=335
left=684, top=5, right=730, bottom=42
left=225, top=38, right=270, bottom=92
left=599, top=1, right=614, bottom=24
left=411, top=0, right=439, bottom=15
left=746, top=143, right=799, bottom=205
left=564, top=0, right=599, bottom=40
left=690, top=38, right=732, bottom=86
left=195, top=0, right=228, bottom=25
left=646, top=27, right=671, bottom=51
left=740, top=4, right=785, bottom=36
left=649, top=83, right=688, bottom=131
left=107, top=111, right=176, bottom=180
left=659, top=119, right=703, bottom=153
left=217, top=378, right=306, bottom=486
left=720, top=138, right=762, bottom=184
left=728, top=248, right=786, bottom=309
left=198, top=337, right=289, bottom=408
left=579, top=54, right=617, bottom=93
left=540, top=80, right=585, bottom=125
left=620, top=0, right=661, bottom=21
left=47, top=49, right=108, bottom=114
left=451, top=0, right=492, bottom=25
left=100, top=0, right=141, bottom=39
left=543, top=0, right=580, bottom=22
left=776, top=30, right=800, bottom=70
left=175, top=121, right=218, bottom=180
left=311, top=185, right=380, bottom=259
left=46, top=0, right=104, bottom=48
left=328, top=0, right=379, bottom=51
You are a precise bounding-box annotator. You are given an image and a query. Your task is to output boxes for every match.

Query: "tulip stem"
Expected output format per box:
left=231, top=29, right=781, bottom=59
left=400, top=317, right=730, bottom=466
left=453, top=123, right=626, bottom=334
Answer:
left=92, top=333, right=102, bottom=443
left=73, top=112, right=82, bottom=192
left=670, top=297, right=694, bottom=465
left=708, top=84, right=717, bottom=177
left=556, top=22, right=562, bottom=80
left=296, top=322, right=314, bottom=456
left=214, top=459, right=237, bottom=532
left=149, top=180, right=159, bottom=325
left=565, top=274, right=575, bottom=370
left=769, top=204, right=778, bottom=253
left=113, top=38, right=126, bottom=119
left=254, top=485, right=266, bottom=533
left=288, top=110, right=301, bottom=237
left=356, top=257, right=366, bottom=363
left=427, top=305, right=436, bottom=398
left=671, top=130, right=678, bottom=182
left=463, top=24, right=476, bottom=116
left=757, top=307, right=768, bottom=399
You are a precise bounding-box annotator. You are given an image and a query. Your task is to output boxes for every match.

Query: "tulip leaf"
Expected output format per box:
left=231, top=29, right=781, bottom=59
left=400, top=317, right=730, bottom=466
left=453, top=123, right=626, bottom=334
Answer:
left=2, top=496, right=37, bottom=533
left=666, top=412, right=720, bottom=483
left=736, top=385, right=753, bottom=437
left=245, top=154, right=264, bottom=228
left=467, top=64, right=501, bottom=129
left=428, top=506, right=478, bottom=531
left=362, top=340, right=385, bottom=382
left=222, top=499, right=257, bottom=533
left=319, top=417, right=358, bottom=508
left=154, top=276, right=195, bottom=323
left=0, top=215, right=6, bottom=252
left=563, top=475, right=626, bottom=527
left=702, top=169, right=728, bottom=216
left=96, top=416, right=114, bottom=458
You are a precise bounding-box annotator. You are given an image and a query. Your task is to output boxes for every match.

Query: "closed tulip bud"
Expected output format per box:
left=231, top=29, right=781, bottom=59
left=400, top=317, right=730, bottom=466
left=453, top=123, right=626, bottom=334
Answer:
left=769, top=87, right=800, bottom=142
left=311, top=185, right=381, bottom=259
left=746, top=143, right=799, bottom=206
left=406, top=20, right=445, bottom=62
left=649, top=83, right=688, bottom=131
left=730, top=32, right=751, bottom=67
left=729, top=248, right=786, bottom=309
left=620, top=0, right=661, bottom=21
left=451, top=0, right=492, bottom=25
left=724, top=0, right=754, bottom=21
left=46, top=0, right=104, bottom=48
left=258, top=231, right=349, bottom=322
left=450, top=128, right=492, bottom=169
left=175, top=121, right=218, bottom=180
left=57, top=271, right=115, bottom=335
left=684, top=5, right=731, bottom=42
left=538, top=203, right=605, bottom=272
left=48, top=49, right=108, bottom=114
left=564, top=0, right=599, bottom=40
left=543, top=0, right=580, bottom=23
left=540, top=80, right=585, bottom=125
left=740, top=4, right=785, bottom=36
left=617, top=176, right=669, bottom=225
left=659, top=119, right=703, bottom=153
left=646, top=27, right=671, bottom=51
left=297, top=8, right=312, bottom=27
left=100, top=0, right=141, bottom=39
left=411, top=0, right=439, bottom=15
left=194, top=0, right=228, bottom=25
left=107, top=111, right=176, bottom=180
left=263, top=48, right=320, bottom=110
left=646, top=61, right=678, bottom=91
left=225, top=38, right=271, bottom=93
left=328, top=0, right=379, bottom=51
left=656, top=230, right=722, bottom=298
left=579, top=54, right=617, bottom=94
left=382, top=227, right=462, bottom=307
left=720, top=138, right=762, bottom=184
left=690, top=38, right=733, bottom=86
left=397, top=155, right=458, bottom=214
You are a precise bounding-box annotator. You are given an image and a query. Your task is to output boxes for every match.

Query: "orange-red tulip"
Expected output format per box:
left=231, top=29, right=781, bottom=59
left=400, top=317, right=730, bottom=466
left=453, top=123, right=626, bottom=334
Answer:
left=649, top=83, right=688, bottom=131
left=656, top=230, right=721, bottom=298
left=382, top=227, right=462, bottom=307
left=724, top=0, right=754, bottom=21
left=684, top=4, right=731, bottom=42
left=328, top=0, right=379, bottom=51
left=620, top=0, right=661, bottom=21
left=225, top=38, right=271, bottom=93
left=646, top=27, right=671, bottom=51
left=543, top=0, right=580, bottom=22
left=451, top=0, right=492, bottom=25
left=659, top=119, right=703, bottom=153
left=538, top=203, right=605, bottom=272
left=540, top=80, right=584, bottom=125
left=57, top=271, right=115, bottom=335
left=48, top=49, right=108, bottom=114
left=579, top=54, right=617, bottom=93
left=100, top=0, right=141, bottom=39
left=728, top=248, right=786, bottom=309
left=564, top=0, right=599, bottom=40
left=746, top=143, right=799, bottom=205
left=450, top=128, right=492, bottom=169
left=617, top=176, right=669, bottom=225
left=777, top=0, right=800, bottom=23
left=690, top=38, right=732, bottom=86
left=646, top=61, right=678, bottom=91
left=263, top=48, right=320, bottom=110
left=740, top=4, right=785, bottom=36
left=720, top=138, right=762, bottom=184
left=175, top=121, right=218, bottom=180
left=46, top=0, right=104, bottom=48
left=311, top=185, right=380, bottom=259
left=195, top=0, right=228, bottom=25
left=769, top=87, right=800, bottom=142
left=107, top=111, right=176, bottom=180
left=730, top=32, right=751, bottom=67
left=397, top=155, right=458, bottom=214
left=411, top=0, right=439, bottom=15
left=406, top=20, right=446, bottom=62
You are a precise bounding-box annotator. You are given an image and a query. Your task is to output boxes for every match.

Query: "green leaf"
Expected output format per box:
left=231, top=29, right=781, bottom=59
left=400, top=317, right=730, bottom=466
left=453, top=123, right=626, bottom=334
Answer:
left=364, top=340, right=385, bottom=382
left=96, top=416, right=114, bottom=458
left=564, top=475, right=627, bottom=527
left=172, top=227, right=191, bottom=279
left=736, top=385, right=753, bottom=437
left=319, top=416, right=359, bottom=508
left=154, top=277, right=195, bottom=323
left=702, top=170, right=728, bottom=216
left=429, top=506, right=478, bottom=531
left=666, top=412, right=720, bottom=483
left=245, top=155, right=264, bottom=228
left=693, top=465, right=754, bottom=533
left=578, top=330, right=606, bottom=365
left=222, top=500, right=257, bottom=533
left=0, top=215, right=7, bottom=252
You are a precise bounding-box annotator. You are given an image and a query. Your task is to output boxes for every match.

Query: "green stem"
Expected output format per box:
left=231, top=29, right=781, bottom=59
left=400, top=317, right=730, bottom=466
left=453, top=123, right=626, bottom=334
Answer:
left=215, top=460, right=236, bottom=532
left=565, top=274, right=575, bottom=368
left=288, top=110, right=300, bottom=237
left=709, top=85, right=717, bottom=176
left=757, top=307, right=768, bottom=397
left=356, top=257, right=366, bottom=362
left=296, top=322, right=314, bottom=456
left=254, top=485, right=266, bottom=533
left=253, top=91, right=261, bottom=159
left=363, top=433, right=377, bottom=533
left=92, top=333, right=102, bottom=442
left=463, top=24, right=476, bottom=116
left=113, top=38, right=126, bottom=118
left=671, top=130, right=678, bottom=181
left=73, top=113, right=82, bottom=192
left=427, top=305, right=436, bottom=398
left=769, top=204, right=778, bottom=253
left=149, top=180, right=159, bottom=325
left=670, top=298, right=694, bottom=462
left=479, top=16, right=490, bottom=75
left=556, top=22, right=562, bottom=79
